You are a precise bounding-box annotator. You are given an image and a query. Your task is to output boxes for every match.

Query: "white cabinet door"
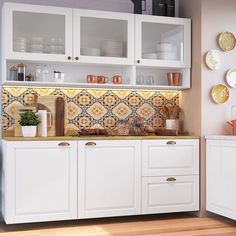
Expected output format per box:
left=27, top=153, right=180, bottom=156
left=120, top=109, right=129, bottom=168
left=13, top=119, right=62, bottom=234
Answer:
left=142, top=139, right=199, bottom=176
left=206, top=140, right=236, bottom=220
left=73, top=9, right=134, bottom=65
left=142, top=176, right=199, bottom=214
left=135, top=15, right=191, bottom=68
left=78, top=140, right=141, bottom=218
left=3, top=3, right=73, bottom=62
left=2, top=141, right=77, bottom=224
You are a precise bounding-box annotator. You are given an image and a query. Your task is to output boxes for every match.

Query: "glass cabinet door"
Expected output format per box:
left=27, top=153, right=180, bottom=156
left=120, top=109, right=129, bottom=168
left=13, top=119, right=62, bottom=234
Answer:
left=135, top=15, right=191, bottom=68
left=3, top=3, right=73, bottom=62
left=73, top=9, right=134, bottom=65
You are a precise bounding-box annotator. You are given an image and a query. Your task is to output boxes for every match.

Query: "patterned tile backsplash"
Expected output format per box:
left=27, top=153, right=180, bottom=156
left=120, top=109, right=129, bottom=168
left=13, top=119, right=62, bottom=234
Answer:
left=2, top=87, right=179, bottom=132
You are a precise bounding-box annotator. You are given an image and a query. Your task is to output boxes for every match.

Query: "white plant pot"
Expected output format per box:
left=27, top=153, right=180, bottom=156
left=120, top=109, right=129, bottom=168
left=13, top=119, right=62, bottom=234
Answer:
left=166, top=119, right=179, bottom=130
left=21, top=126, right=37, bottom=137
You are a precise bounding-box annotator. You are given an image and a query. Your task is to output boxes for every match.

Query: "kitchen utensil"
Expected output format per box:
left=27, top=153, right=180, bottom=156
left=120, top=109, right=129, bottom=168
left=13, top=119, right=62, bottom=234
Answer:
left=97, top=76, right=109, bottom=84
left=152, top=0, right=166, bottom=16
left=167, top=72, right=181, bottom=86
left=9, top=66, right=17, bottom=81
left=112, top=75, right=122, bottom=84
left=131, top=0, right=146, bottom=14
left=166, top=0, right=175, bottom=17
left=55, top=97, right=65, bottom=136
left=17, top=63, right=26, bottom=81
left=218, top=32, right=236, bottom=51
left=227, top=119, right=236, bottom=135
left=87, top=74, right=97, bottom=83
left=206, top=50, right=221, bottom=70
left=226, top=68, right=236, bottom=88
left=162, top=106, right=170, bottom=119
left=211, top=84, right=229, bottom=104
left=172, top=106, right=181, bottom=119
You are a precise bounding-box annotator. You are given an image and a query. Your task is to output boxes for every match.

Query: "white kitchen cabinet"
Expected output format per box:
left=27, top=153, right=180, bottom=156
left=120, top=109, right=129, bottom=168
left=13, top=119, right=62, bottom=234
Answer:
left=135, top=14, right=191, bottom=68
left=142, top=175, right=199, bottom=214
left=141, top=139, right=199, bottom=214
left=142, top=139, right=199, bottom=176
left=77, top=140, right=142, bottom=219
left=73, top=9, right=134, bottom=65
left=206, top=137, right=236, bottom=220
left=2, top=140, right=77, bottom=224
left=2, top=2, right=73, bottom=62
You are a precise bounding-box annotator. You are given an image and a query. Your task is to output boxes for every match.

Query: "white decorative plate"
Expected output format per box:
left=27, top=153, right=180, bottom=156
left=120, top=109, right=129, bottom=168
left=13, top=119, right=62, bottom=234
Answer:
left=226, top=68, right=236, bottom=88
left=206, top=50, right=221, bottom=70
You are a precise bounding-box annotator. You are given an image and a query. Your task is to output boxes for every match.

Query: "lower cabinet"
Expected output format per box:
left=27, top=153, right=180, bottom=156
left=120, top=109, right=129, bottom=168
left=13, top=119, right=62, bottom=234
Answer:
left=77, top=140, right=142, bottom=218
left=142, top=176, right=199, bottom=214
left=206, top=138, right=236, bottom=220
left=2, top=138, right=199, bottom=224
left=2, top=140, right=78, bottom=224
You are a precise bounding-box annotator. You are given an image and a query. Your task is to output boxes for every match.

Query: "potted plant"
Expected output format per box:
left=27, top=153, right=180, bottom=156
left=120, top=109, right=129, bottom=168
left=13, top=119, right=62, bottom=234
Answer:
left=19, top=111, right=40, bottom=137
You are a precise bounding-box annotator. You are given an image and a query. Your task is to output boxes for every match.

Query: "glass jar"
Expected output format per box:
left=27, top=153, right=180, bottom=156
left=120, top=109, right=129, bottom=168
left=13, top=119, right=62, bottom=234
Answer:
left=9, top=66, right=17, bottom=81
left=17, top=63, right=26, bottom=81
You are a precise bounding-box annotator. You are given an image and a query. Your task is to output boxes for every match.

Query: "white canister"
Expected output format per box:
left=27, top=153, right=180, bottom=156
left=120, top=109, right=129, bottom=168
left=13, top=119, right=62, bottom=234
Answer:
left=166, top=119, right=178, bottom=130
left=37, top=110, right=47, bottom=137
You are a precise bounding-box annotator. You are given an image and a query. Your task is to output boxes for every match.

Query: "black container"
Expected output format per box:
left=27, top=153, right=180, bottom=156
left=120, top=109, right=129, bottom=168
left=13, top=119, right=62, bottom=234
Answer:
left=152, top=0, right=166, bottom=16
left=131, top=0, right=146, bottom=14
left=166, top=0, right=175, bottom=17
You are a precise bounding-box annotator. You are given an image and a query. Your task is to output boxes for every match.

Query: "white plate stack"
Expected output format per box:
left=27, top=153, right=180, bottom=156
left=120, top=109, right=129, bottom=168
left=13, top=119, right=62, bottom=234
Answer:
left=81, top=47, right=101, bottom=56
left=102, top=39, right=124, bottom=57
left=156, top=42, right=176, bottom=60
left=14, top=37, right=27, bottom=52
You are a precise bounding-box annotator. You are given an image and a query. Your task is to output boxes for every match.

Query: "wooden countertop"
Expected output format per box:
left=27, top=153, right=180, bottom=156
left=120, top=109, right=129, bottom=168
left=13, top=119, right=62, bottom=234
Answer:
left=2, top=135, right=199, bottom=141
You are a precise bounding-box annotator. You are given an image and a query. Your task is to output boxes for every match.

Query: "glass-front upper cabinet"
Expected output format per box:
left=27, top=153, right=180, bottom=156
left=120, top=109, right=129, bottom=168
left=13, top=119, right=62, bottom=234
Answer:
left=135, top=15, right=191, bottom=68
left=3, top=3, right=73, bottom=62
left=73, top=9, right=134, bottom=65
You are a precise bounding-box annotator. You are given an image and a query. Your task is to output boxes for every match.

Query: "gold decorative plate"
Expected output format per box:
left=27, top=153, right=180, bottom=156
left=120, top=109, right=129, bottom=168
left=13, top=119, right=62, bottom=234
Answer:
left=226, top=68, right=236, bottom=88
left=219, top=32, right=236, bottom=51
left=206, top=50, right=221, bottom=70
left=211, top=84, right=229, bottom=104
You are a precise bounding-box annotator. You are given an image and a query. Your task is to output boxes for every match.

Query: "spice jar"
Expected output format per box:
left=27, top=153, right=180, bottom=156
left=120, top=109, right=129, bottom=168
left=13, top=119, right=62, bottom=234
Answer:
left=17, top=63, right=26, bottom=81
left=9, top=66, right=17, bottom=81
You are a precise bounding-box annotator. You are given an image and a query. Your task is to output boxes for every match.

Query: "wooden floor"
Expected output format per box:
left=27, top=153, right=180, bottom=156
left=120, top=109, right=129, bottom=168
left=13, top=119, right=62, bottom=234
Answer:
left=0, top=213, right=236, bottom=236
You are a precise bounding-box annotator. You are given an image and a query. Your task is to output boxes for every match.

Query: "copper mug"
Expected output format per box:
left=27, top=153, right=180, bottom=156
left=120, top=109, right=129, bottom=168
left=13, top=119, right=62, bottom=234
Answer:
left=167, top=72, right=181, bottom=86
left=97, top=75, right=109, bottom=84
left=87, top=74, right=97, bottom=83
left=112, top=75, right=122, bottom=84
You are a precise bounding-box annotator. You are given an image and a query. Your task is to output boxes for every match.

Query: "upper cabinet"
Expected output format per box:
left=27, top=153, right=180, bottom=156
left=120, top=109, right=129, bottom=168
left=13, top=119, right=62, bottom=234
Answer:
left=3, top=3, right=73, bottom=62
left=73, top=9, right=134, bottom=65
left=135, top=15, right=191, bottom=68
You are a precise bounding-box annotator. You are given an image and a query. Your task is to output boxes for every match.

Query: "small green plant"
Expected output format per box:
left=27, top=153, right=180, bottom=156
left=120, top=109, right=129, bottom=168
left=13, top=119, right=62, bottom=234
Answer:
left=19, top=111, right=40, bottom=126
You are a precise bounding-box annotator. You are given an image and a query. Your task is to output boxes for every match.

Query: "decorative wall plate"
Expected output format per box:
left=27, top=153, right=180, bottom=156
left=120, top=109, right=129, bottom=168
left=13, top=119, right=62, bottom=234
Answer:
left=219, top=32, right=236, bottom=51
left=206, top=50, right=221, bottom=70
left=226, top=68, right=236, bottom=88
left=211, top=84, right=229, bottom=104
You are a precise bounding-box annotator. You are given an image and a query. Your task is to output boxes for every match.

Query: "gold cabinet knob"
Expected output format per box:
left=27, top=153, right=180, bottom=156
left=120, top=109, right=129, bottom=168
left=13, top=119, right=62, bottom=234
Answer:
left=166, top=177, right=177, bottom=182
left=58, top=142, right=70, bottom=147
left=85, top=142, right=97, bottom=146
left=166, top=141, right=176, bottom=145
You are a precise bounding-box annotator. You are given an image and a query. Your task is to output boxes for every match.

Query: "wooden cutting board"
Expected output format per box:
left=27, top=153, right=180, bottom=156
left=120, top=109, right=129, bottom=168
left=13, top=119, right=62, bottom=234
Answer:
left=14, top=106, right=37, bottom=137
left=55, top=97, right=65, bottom=136
left=37, top=95, right=67, bottom=136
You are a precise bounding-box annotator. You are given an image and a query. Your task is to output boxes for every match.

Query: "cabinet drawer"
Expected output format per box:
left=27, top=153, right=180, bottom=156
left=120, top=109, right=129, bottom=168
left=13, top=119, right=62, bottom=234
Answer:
left=142, top=139, right=199, bottom=176
left=142, top=175, right=199, bottom=214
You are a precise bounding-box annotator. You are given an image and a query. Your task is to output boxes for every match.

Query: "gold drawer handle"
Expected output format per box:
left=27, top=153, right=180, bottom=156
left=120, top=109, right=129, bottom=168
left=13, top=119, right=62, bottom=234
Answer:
left=167, top=141, right=176, bottom=145
left=58, top=142, right=70, bottom=147
left=85, top=142, right=97, bottom=146
left=167, top=177, right=177, bottom=182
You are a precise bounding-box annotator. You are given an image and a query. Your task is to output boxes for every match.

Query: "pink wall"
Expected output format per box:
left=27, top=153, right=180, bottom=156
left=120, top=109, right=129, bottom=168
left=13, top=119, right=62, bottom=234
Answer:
left=179, top=0, right=236, bottom=216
